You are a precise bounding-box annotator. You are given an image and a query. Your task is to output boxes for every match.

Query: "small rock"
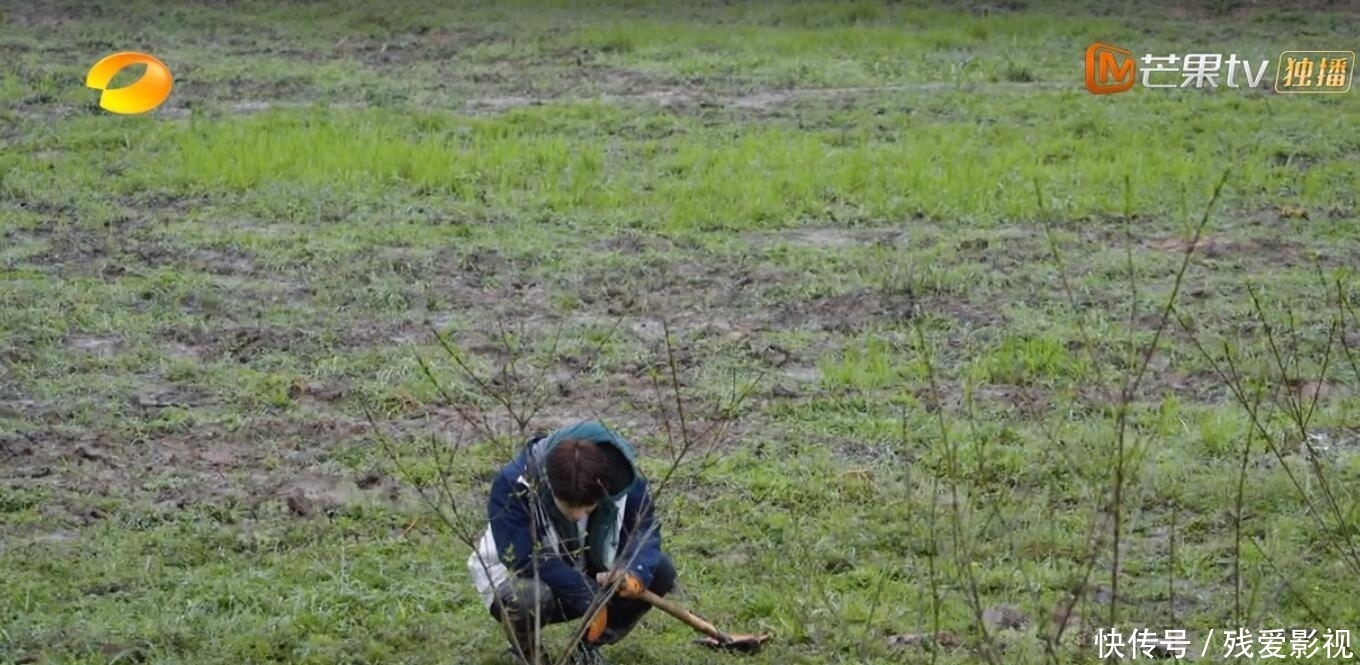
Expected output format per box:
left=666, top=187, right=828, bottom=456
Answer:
left=887, top=631, right=962, bottom=649
left=74, top=445, right=116, bottom=466
left=80, top=507, right=108, bottom=525
left=822, top=555, right=854, bottom=574
left=100, top=640, right=149, bottom=663
left=356, top=471, right=384, bottom=489
left=1092, top=585, right=1114, bottom=605
left=284, top=492, right=312, bottom=517
left=983, top=605, right=1031, bottom=631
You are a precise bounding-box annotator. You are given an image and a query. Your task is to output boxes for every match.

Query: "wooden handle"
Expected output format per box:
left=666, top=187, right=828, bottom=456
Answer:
left=635, top=589, right=729, bottom=642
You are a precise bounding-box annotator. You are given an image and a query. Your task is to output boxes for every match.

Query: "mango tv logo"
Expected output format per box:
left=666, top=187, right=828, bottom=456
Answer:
left=1085, top=42, right=1136, bottom=94
left=85, top=51, right=173, bottom=115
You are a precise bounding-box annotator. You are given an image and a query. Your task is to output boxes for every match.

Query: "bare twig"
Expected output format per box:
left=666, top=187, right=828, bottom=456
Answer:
left=1175, top=292, right=1360, bottom=579
left=916, top=405, right=944, bottom=665
left=1101, top=169, right=1229, bottom=633
left=1230, top=377, right=1265, bottom=626
left=908, top=320, right=1003, bottom=665
left=1028, top=169, right=1228, bottom=662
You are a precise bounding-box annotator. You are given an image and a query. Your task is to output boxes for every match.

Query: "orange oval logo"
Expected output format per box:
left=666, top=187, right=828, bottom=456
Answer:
left=85, top=51, right=173, bottom=115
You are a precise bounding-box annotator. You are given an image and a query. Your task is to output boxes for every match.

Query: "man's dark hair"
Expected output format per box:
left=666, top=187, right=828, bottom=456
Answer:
left=545, top=438, right=633, bottom=506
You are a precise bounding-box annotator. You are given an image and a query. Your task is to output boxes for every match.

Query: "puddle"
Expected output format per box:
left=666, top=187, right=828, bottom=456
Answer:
left=629, top=318, right=667, bottom=342
left=781, top=365, right=822, bottom=382
left=66, top=335, right=119, bottom=356
left=1301, top=429, right=1360, bottom=462
left=746, top=227, right=905, bottom=250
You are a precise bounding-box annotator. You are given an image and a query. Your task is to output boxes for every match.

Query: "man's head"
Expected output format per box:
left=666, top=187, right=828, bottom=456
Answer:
left=544, top=437, right=633, bottom=521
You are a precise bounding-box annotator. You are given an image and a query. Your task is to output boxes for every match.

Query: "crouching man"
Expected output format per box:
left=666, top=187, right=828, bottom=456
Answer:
left=467, top=420, right=677, bottom=665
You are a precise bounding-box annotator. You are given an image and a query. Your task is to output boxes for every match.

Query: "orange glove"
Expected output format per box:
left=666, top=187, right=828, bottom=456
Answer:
left=617, top=574, right=644, bottom=598
left=595, top=571, right=645, bottom=599
left=586, top=607, right=608, bottom=643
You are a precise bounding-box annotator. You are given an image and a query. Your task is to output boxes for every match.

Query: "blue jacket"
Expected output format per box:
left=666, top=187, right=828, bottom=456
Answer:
left=484, top=422, right=664, bottom=616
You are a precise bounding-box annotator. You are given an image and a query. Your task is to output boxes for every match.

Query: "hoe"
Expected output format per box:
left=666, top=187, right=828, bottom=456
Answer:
left=636, top=589, right=773, bottom=654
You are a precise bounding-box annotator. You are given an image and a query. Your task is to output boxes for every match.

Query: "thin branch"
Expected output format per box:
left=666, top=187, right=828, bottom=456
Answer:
left=909, top=320, right=1002, bottom=665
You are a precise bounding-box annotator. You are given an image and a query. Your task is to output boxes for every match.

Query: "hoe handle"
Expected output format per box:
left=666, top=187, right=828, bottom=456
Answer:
left=635, top=589, right=730, bottom=643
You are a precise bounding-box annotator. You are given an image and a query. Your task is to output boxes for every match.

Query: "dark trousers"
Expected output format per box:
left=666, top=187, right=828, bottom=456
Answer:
left=489, top=553, right=677, bottom=646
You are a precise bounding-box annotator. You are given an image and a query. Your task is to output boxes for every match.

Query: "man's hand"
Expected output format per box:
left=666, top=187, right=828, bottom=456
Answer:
left=595, top=570, right=644, bottom=599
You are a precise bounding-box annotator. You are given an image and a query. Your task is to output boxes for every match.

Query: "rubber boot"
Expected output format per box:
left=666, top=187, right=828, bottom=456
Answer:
left=570, top=641, right=607, bottom=665
left=505, top=626, right=538, bottom=665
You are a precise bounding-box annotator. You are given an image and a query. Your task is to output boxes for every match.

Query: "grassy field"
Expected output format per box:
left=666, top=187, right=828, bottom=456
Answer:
left=4, top=0, right=1360, bottom=663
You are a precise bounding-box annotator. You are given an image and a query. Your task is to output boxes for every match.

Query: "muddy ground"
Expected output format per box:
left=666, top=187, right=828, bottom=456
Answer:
left=7, top=208, right=1344, bottom=544
left=3, top=9, right=1359, bottom=648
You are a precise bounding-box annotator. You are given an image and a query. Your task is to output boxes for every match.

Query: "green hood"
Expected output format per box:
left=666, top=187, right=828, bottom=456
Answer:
left=526, top=420, right=640, bottom=572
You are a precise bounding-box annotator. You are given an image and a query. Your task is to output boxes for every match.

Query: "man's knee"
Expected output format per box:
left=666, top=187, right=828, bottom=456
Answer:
left=490, top=578, right=557, bottom=629
left=648, top=552, right=677, bottom=596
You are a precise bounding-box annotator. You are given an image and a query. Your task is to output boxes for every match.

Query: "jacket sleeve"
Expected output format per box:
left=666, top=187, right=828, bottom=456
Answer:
left=617, top=475, right=664, bottom=587
left=487, top=471, right=599, bottom=616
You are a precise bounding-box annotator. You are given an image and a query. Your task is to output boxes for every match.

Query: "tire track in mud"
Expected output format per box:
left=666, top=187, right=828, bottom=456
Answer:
left=16, top=81, right=1078, bottom=121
